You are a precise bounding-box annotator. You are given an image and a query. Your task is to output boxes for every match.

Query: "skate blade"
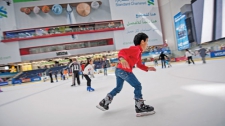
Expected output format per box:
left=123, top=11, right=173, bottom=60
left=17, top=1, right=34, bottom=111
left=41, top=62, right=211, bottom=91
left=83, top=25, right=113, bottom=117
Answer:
left=136, top=111, right=155, bottom=117
left=96, top=105, right=106, bottom=111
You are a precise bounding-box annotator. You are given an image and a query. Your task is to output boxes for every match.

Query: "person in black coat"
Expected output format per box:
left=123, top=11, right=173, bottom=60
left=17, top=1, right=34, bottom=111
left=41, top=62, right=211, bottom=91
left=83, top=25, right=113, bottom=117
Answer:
left=54, top=71, right=58, bottom=82
left=158, top=52, right=168, bottom=69
left=49, top=71, right=54, bottom=83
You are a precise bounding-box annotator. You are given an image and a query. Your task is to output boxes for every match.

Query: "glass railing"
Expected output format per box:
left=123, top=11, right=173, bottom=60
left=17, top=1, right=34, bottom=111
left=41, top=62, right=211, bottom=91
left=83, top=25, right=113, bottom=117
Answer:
left=2, top=20, right=124, bottom=41
left=26, top=39, right=109, bottom=54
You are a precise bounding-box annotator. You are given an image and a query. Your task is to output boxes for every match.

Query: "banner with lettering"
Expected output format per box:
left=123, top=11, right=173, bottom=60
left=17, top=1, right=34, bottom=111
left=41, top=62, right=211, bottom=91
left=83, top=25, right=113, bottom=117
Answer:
left=109, top=0, right=163, bottom=49
left=174, top=12, right=190, bottom=51
left=210, top=50, right=225, bottom=58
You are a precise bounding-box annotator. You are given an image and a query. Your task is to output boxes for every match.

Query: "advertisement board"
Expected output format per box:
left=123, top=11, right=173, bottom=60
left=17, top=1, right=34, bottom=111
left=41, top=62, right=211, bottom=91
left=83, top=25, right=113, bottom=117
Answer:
left=210, top=50, right=225, bottom=58
left=0, top=82, right=8, bottom=86
left=174, top=12, right=190, bottom=51
left=110, top=0, right=163, bottom=49
left=31, top=77, right=41, bottom=82
left=0, top=1, right=21, bottom=64
left=22, top=78, right=31, bottom=83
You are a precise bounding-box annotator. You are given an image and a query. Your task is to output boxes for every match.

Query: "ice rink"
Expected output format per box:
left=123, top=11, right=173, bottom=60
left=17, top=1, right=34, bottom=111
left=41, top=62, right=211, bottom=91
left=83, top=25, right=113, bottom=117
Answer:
left=0, top=59, right=225, bottom=126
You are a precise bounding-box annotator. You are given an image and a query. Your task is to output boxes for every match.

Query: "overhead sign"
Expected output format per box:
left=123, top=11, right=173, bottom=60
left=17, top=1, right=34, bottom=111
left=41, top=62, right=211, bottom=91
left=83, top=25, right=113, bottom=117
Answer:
left=56, top=51, right=68, bottom=56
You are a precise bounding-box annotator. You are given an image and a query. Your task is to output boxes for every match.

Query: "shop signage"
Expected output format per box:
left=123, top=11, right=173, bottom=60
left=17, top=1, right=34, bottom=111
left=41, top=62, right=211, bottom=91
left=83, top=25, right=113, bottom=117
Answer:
left=56, top=51, right=68, bottom=56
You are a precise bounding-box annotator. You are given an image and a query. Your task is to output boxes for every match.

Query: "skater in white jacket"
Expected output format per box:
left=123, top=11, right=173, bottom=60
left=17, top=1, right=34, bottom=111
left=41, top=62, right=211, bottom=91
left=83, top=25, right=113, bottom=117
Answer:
left=185, top=49, right=195, bottom=64
left=83, top=59, right=95, bottom=92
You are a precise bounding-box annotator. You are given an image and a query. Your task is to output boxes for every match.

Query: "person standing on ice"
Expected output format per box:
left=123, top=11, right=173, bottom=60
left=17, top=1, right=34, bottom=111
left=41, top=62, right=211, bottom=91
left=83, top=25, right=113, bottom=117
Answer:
left=96, top=33, right=156, bottom=116
left=185, top=49, right=195, bottom=65
left=69, top=58, right=81, bottom=86
left=198, top=45, right=207, bottom=64
left=158, top=51, right=168, bottom=68
left=83, top=59, right=95, bottom=92
left=0, top=78, right=3, bottom=92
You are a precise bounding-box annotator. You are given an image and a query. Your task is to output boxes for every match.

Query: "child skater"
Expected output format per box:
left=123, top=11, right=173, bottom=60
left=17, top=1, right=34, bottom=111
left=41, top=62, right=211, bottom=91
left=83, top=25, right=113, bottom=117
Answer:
left=165, top=57, right=172, bottom=68
left=0, top=78, right=3, bottom=92
left=96, top=33, right=156, bottom=117
left=83, top=59, right=95, bottom=92
left=154, top=58, right=158, bottom=66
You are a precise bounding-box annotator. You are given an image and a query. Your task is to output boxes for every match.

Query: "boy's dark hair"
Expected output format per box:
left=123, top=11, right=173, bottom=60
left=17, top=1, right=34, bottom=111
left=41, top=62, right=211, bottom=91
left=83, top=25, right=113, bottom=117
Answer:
left=133, top=33, right=148, bottom=46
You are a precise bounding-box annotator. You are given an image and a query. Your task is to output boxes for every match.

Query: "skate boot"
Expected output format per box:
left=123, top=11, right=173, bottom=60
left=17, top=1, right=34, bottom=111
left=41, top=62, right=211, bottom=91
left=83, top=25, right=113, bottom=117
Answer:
left=87, top=86, right=90, bottom=91
left=96, top=95, right=112, bottom=111
left=90, top=87, right=95, bottom=91
left=87, top=86, right=95, bottom=92
left=135, top=99, right=155, bottom=117
left=0, top=89, right=3, bottom=92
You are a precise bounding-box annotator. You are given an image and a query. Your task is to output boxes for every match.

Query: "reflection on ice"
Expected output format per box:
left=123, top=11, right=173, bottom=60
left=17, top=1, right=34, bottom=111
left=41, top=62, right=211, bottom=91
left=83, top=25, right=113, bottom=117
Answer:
left=182, top=84, right=225, bottom=100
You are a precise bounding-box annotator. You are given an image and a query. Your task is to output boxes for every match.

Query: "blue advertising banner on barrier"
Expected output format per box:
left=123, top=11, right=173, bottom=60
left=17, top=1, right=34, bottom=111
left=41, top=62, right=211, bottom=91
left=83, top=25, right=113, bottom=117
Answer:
left=174, top=12, right=190, bottom=51
left=210, top=50, right=225, bottom=58
left=31, top=77, right=41, bottom=82
left=0, top=82, right=8, bottom=86
left=12, top=79, right=22, bottom=84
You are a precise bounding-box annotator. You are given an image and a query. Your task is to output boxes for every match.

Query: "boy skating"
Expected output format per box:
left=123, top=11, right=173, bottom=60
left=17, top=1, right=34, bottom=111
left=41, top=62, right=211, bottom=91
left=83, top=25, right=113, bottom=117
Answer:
left=96, top=33, right=156, bottom=117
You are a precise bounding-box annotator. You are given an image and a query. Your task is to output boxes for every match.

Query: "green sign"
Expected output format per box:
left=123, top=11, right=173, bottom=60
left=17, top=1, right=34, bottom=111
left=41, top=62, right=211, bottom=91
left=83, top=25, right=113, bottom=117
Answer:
left=13, top=0, right=38, bottom=3
left=0, top=56, right=11, bottom=61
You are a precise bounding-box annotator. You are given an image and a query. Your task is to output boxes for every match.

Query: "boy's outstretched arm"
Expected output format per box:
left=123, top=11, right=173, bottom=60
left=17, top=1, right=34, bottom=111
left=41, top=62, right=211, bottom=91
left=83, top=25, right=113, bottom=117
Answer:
left=136, top=59, right=156, bottom=72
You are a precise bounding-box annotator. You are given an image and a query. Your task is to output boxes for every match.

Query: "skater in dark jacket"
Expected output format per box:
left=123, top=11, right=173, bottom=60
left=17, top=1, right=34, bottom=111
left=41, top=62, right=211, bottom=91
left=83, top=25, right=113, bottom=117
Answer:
left=0, top=78, right=3, bottom=92
left=54, top=71, right=58, bottom=82
left=49, top=71, right=54, bottom=83
left=102, top=57, right=110, bottom=76
left=60, top=70, right=64, bottom=80
left=198, top=45, right=207, bottom=64
left=159, top=52, right=168, bottom=68
left=69, top=58, right=81, bottom=86
left=97, top=33, right=156, bottom=117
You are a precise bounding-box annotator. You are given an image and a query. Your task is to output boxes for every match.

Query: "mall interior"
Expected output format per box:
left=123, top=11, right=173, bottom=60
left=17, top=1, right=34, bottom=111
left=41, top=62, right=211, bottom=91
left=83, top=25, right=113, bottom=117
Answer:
left=0, top=0, right=225, bottom=125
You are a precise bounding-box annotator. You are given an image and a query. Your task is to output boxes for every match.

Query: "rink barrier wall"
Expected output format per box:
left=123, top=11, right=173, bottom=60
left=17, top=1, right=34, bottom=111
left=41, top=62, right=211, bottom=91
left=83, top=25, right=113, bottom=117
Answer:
left=12, top=78, right=22, bottom=84
left=210, top=50, right=225, bottom=58
left=30, top=77, right=42, bottom=82
left=0, top=82, right=8, bottom=86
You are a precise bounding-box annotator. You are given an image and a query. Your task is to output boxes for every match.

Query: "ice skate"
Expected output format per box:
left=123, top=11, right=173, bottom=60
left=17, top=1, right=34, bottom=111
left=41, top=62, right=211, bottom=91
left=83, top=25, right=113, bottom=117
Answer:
left=96, top=96, right=112, bottom=111
left=90, top=87, right=95, bottom=91
left=87, top=86, right=95, bottom=92
left=87, top=86, right=90, bottom=91
left=135, top=99, right=155, bottom=117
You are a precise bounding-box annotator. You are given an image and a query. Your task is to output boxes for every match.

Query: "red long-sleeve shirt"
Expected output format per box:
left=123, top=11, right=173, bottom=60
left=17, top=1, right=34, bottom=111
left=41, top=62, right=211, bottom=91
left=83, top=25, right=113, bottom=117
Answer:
left=117, top=45, right=148, bottom=72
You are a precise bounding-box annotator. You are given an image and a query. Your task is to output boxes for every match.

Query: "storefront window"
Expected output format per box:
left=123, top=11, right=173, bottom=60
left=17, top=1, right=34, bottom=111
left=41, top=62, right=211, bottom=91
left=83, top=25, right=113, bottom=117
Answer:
left=3, top=20, right=124, bottom=40
left=28, top=39, right=110, bottom=54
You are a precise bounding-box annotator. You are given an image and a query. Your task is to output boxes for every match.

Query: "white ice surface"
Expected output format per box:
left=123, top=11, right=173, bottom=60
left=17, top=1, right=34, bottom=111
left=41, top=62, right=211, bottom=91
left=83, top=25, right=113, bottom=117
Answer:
left=0, top=59, right=225, bottom=126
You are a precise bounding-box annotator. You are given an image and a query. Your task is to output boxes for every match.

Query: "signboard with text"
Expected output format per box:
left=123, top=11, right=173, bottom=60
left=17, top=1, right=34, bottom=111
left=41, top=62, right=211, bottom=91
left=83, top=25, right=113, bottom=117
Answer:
left=110, top=0, right=163, bottom=49
left=174, top=12, right=190, bottom=51
left=210, top=50, right=225, bottom=58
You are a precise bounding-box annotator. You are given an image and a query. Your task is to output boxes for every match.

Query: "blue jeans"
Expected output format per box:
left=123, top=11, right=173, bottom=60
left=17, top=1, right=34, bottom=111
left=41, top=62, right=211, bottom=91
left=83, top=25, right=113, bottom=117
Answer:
left=108, top=68, right=142, bottom=100
left=161, top=60, right=166, bottom=68
left=104, top=68, right=107, bottom=75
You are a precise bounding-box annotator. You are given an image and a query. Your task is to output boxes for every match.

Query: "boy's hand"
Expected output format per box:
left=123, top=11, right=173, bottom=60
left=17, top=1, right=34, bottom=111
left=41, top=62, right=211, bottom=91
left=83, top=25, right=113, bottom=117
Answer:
left=120, top=59, right=130, bottom=69
left=148, top=67, right=156, bottom=71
